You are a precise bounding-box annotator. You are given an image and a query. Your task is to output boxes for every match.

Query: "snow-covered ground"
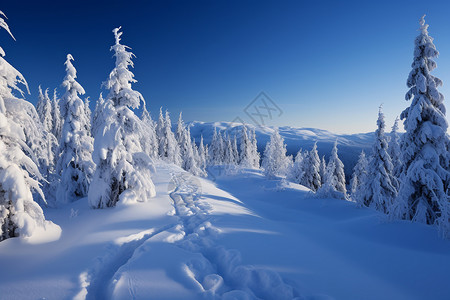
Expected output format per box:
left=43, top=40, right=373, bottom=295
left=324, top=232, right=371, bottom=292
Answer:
left=1, top=163, right=449, bottom=300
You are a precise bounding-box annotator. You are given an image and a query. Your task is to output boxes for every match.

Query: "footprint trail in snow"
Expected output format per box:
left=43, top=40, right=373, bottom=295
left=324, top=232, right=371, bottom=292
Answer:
left=74, top=170, right=303, bottom=300
left=167, top=172, right=302, bottom=300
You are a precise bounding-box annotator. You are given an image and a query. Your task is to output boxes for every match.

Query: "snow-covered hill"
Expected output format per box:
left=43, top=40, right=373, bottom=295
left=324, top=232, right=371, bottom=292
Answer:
left=188, top=121, right=376, bottom=178
left=1, top=164, right=448, bottom=300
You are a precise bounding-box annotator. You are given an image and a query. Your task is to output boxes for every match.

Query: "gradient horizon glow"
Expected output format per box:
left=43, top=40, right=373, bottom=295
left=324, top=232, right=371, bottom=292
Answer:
left=2, top=0, right=450, bottom=134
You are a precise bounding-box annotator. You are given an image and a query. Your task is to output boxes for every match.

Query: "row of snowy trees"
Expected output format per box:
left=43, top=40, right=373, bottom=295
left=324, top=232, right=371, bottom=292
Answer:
left=350, top=16, right=450, bottom=237
left=260, top=128, right=347, bottom=198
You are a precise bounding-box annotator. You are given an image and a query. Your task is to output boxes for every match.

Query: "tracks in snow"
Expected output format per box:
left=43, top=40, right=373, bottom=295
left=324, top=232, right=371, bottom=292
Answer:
left=75, top=171, right=301, bottom=300
left=167, top=172, right=301, bottom=300
left=73, top=223, right=178, bottom=300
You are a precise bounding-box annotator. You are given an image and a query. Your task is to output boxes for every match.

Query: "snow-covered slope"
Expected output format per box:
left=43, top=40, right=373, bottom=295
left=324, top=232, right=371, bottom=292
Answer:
left=1, top=164, right=449, bottom=300
left=188, top=121, right=375, bottom=178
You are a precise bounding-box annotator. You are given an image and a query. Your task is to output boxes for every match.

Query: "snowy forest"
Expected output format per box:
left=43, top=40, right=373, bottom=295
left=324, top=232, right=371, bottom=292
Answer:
left=0, top=9, right=449, bottom=300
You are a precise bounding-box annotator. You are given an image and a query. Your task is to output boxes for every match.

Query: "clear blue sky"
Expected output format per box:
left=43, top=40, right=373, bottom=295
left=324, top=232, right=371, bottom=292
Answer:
left=2, top=0, right=450, bottom=133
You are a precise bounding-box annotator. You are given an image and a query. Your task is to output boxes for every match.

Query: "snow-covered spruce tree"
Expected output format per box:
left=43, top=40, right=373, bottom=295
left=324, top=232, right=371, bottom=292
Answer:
left=140, top=105, right=158, bottom=159
left=89, top=27, right=156, bottom=208
left=361, top=107, right=399, bottom=213
left=164, top=110, right=182, bottom=166
left=261, top=129, right=290, bottom=178
left=223, top=134, right=236, bottom=165
left=156, top=107, right=166, bottom=157
left=84, top=96, right=92, bottom=135
left=351, top=151, right=368, bottom=206
left=176, top=114, right=202, bottom=175
left=210, top=128, right=224, bottom=165
left=317, top=140, right=346, bottom=199
left=250, top=128, right=260, bottom=168
left=394, top=16, right=450, bottom=229
left=91, top=93, right=104, bottom=138
left=232, top=135, right=239, bottom=164
left=36, top=86, right=53, bottom=133
left=389, top=117, right=402, bottom=178
left=320, top=155, right=327, bottom=185
left=301, top=143, right=322, bottom=191
left=51, top=89, right=62, bottom=140
left=198, top=135, right=207, bottom=171
left=55, top=54, right=95, bottom=204
left=288, top=149, right=305, bottom=184
left=176, top=112, right=193, bottom=168
left=239, top=125, right=253, bottom=167
left=0, top=11, right=58, bottom=240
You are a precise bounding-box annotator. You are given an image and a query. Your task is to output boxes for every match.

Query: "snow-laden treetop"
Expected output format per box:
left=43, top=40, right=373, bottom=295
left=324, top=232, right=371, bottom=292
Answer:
left=103, top=26, right=143, bottom=109
left=62, top=54, right=85, bottom=96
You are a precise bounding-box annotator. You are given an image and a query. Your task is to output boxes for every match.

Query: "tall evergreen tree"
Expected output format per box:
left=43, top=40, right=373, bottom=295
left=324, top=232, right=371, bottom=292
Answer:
left=361, top=107, right=399, bottom=213
left=389, top=116, right=402, bottom=177
left=250, top=128, right=260, bottom=168
left=156, top=107, right=166, bottom=157
left=89, top=27, right=155, bottom=208
left=394, top=16, right=450, bottom=230
left=317, top=141, right=346, bottom=199
left=56, top=54, right=95, bottom=203
left=239, top=125, right=253, bottom=167
left=51, top=89, right=62, bottom=140
left=91, top=93, right=104, bottom=138
left=302, top=143, right=322, bottom=191
left=36, top=86, right=53, bottom=133
left=289, top=149, right=305, bottom=184
left=350, top=151, right=368, bottom=205
left=319, top=155, right=327, bottom=185
left=164, top=110, right=182, bottom=166
left=140, top=105, right=158, bottom=159
left=0, top=11, right=57, bottom=240
left=261, top=129, right=290, bottom=178
left=198, top=135, right=207, bottom=171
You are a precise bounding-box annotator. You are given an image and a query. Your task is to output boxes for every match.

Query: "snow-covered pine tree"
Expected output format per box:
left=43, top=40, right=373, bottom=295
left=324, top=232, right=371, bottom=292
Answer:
left=389, top=116, right=402, bottom=178
left=317, top=140, right=346, bottom=199
left=36, top=86, right=53, bottom=133
left=288, top=149, right=305, bottom=184
left=140, top=104, right=158, bottom=158
left=210, top=128, right=224, bottom=165
left=239, top=125, right=253, bottom=167
left=0, top=11, right=58, bottom=240
left=351, top=151, right=368, bottom=206
left=223, top=134, right=235, bottom=165
left=250, top=128, right=260, bottom=168
left=51, top=89, right=62, bottom=140
left=36, top=85, right=45, bottom=120
left=261, top=129, right=290, bottom=178
left=394, top=16, right=450, bottom=229
left=91, top=93, right=104, bottom=138
left=301, top=143, right=322, bottom=191
left=361, top=106, right=399, bottom=213
left=328, top=141, right=346, bottom=194
left=164, top=110, right=182, bottom=166
left=156, top=107, right=166, bottom=157
left=198, top=135, right=207, bottom=171
left=184, top=127, right=204, bottom=176
left=232, top=135, right=239, bottom=165
left=89, top=27, right=156, bottom=208
left=56, top=54, right=95, bottom=204
left=320, top=155, right=326, bottom=185
left=84, top=96, right=92, bottom=135
left=176, top=112, right=192, bottom=168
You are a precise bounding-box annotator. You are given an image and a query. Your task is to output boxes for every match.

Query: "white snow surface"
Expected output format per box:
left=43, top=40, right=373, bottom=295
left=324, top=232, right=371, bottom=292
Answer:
left=0, top=163, right=449, bottom=299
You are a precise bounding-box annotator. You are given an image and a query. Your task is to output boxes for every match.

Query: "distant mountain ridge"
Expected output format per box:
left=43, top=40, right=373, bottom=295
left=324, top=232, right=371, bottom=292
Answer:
left=187, top=121, right=378, bottom=179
